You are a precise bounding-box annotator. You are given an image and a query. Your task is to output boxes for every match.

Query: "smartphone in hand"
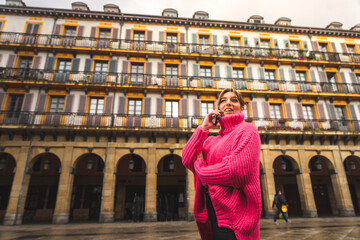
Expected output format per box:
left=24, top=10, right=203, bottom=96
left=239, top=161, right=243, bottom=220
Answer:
left=211, top=114, right=221, bottom=126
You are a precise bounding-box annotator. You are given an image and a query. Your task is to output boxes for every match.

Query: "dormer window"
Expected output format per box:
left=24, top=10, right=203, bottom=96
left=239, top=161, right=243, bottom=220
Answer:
left=71, top=2, right=90, bottom=11
left=326, top=22, right=343, bottom=29
left=162, top=8, right=178, bottom=17
left=247, top=15, right=264, bottom=24
left=5, top=0, right=26, bottom=6
left=104, top=4, right=121, bottom=13
left=193, top=11, right=209, bottom=20
left=275, top=17, right=291, bottom=26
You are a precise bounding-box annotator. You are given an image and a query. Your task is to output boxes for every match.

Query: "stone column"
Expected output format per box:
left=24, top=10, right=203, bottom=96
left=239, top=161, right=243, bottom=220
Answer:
left=261, top=149, right=276, bottom=218
left=52, top=146, right=74, bottom=224
left=3, top=146, right=30, bottom=225
left=297, top=150, right=317, bottom=217
left=143, top=148, right=157, bottom=221
left=330, top=150, right=355, bottom=216
left=99, top=147, right=116, bottom=223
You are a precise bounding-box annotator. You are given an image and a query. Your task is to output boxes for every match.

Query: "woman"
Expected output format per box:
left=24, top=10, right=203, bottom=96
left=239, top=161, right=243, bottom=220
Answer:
left=182, top=88, right=261, bottom=240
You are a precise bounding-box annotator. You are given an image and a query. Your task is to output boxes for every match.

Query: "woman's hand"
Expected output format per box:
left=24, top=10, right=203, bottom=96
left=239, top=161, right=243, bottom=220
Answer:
left=200, top=110, right=222, bottom=131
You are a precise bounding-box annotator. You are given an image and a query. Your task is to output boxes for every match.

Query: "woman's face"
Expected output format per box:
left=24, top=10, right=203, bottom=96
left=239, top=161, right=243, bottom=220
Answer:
left=219, top=91, right=244, bottom=116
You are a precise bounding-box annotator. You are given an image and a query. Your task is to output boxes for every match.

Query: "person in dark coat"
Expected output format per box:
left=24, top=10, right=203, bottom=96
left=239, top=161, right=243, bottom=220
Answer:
left=272, top=189, right=289, bottom=224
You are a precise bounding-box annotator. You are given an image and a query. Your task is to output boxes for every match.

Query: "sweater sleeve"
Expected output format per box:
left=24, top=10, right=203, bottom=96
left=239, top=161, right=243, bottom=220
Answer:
left=182, top=126, right=209, bottom=173
left=194, top=124, right=260, bottom=188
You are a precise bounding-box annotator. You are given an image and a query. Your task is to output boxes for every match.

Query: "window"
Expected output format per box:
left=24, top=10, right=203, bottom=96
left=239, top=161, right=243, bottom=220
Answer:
left=166, top=33, right=177, bottom=44
left=334, top=106, right=347, bottom=121
left=166, top=65, right=178, bottom=77
left=270, top=104, right=282, bottom=119
left=165, top=100, right=179, bottom=117
left=261, top=39, right=271, bottom=55
left=233, top=68, right=244, bottom=79
left=99, top=28, right=111, bottom=39
left=49, top=96, right=64, bottom=113
left=302, top=105, right=315, bottom=120
left=199, top=35, right=210, bottom=53
left=89, top=98, right=104, bottom=114
left=327, top=72, right=338, bottom=92
left=6, top=94, right=23, bottom=118
left=265, top=70, right=276, bottom=80
left=230, top=37, right=241, bottom=47
left=133, top=31, right=145, bottom=42
left=347, top=45, right=356, bottom=54
left=94, top=61, right=108, bottom=73
left=201, top=101, right=214, bottom=117
left=64, top=26, right=76, bottom=37
left=319, top=43, right=329, bottom=60
left=128, top=99, right=142, bottom=116
left=200, top=66, right=212, bottom=78
left=296, top=71, right=307, bottom=82
left=17, top=57, right=33, bottom=77
left=290, top=41, right=300, bottom=50
left=57, top=59, right=71, bottom=72
left=130, top=63, right=144, bottom=84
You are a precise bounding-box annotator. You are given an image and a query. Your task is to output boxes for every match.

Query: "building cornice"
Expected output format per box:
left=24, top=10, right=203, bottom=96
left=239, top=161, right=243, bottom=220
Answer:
left=0, top=5, right=359, bottom=38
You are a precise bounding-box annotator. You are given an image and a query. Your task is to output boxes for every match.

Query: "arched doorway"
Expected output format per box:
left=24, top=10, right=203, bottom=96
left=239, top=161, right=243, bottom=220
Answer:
left=343, top=155, right=360, bottom=215
left=157, top=153, right=186, bottom=221
left=0, top=153, right=16, bottom=223
left=23, top=153, right=61, bottom=223
left=273, top=155, right=302, bottom=217
left=309, top=155, right=336, bottom=216
left=70, top=153, right=104, bottom=222
left=114, top=153, right=146, bottom=222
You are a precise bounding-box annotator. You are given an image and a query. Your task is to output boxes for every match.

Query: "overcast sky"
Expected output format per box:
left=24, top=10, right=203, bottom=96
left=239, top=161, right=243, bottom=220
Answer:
left=3, top=0, right=359, bottom=30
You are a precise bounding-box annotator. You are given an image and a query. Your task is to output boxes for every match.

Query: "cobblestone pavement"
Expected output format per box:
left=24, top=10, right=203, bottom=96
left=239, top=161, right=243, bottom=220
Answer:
left=0, top=217, right=359, bottom=239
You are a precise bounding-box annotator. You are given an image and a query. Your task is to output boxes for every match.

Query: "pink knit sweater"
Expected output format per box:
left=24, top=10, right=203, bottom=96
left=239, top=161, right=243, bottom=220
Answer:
left=182, top=112, right=261, bottom=240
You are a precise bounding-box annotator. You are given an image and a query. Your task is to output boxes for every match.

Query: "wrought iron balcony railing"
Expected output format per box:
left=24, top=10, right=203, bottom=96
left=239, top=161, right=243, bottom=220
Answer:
left=1, top=68, right=360, bottom=95
left=0, top=111, right=359, bottom=132
left=1, top=31, right=360, bottom=63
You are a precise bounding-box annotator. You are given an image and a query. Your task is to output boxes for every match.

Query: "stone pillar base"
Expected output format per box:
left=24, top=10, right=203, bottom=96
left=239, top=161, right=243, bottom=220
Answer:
left=143, top=212, right=157, bottom=222
left=302, top=209, right=318, bottom=218
left=338, top=208, right=355, bottom=217
left=99, top=212, right=115, bottom=223
left=186, top=212, right=195, bottom=221
left=264, top=210, right=276, bottom=219
left=3, top=214, right=22, bottom=225
left=52, top=213, right=70, bottom=224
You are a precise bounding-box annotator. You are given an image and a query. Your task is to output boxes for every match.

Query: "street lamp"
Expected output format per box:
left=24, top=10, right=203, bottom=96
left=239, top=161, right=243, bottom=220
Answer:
left=87, top=159, right=94, bottom=170
left=169, top=156, right=175, bottom=171
left=314, top=159, right=322, bottom=170
left=349, top=161, right=356, bottom=171
left=280, top=159, right=287, bottom=171
left=43, top=159, right=50, bottom=170
left=129, top=156, right=135, bottom=171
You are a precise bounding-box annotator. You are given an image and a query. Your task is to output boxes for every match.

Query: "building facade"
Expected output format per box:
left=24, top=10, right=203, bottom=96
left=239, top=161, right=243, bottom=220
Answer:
left=0, top=0, right=360, bottom=225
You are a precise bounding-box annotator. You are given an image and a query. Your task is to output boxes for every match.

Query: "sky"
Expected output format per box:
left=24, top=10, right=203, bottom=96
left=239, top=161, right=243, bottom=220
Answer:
left=2, top=0, right=359, bottom=30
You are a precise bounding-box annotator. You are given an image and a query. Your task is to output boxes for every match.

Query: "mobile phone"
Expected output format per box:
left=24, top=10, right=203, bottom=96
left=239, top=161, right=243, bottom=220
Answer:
left=211, top=115, right=221, bottom=126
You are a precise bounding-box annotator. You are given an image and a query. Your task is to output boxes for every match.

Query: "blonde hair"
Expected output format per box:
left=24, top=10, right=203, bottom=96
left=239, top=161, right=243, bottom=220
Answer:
left=217, top=88, right=246, bottom=108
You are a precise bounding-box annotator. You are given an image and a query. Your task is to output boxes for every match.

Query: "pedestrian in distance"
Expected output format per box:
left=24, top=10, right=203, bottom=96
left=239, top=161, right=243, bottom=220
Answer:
left=272, top=189, right=289, bottom=224
left=182, top=88, right=262, bottom=240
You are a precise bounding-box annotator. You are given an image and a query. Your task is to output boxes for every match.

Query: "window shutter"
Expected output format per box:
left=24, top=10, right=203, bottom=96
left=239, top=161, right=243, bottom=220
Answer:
left=21, top=93, right=34, bottom=111
left=212, top=34, right=218, bottom=46
left=0, top=92, right=5, bottom=110
left=112, top=28, right=119, bottom=40
left=312, top=41, right=320, bottom=51
left=77, top=95, right=87, bottom=114
left=193, top=64, right=199, bottom=77
left=32, top=56, right=41, bottom=69
left=258, top=67, right=265, bottom=80
left=159, top=31, right=165, bottom=43
left=284, top=102, right=292, bottom=119
left=339, top=71, right=348, bottom=92
left=53, top=24, right=61, bottom=35
left=243, top=37, right=249, bottom=47
left=319, top=71, right=328, bottom=83
left=254, top=38, right=260, bottom=47
left=193, top=99, right=200, bottom=117
left=278, top=68, right=285, bottom=81
left=143, top=97, right=151, bottom=115
left=122, top=61, right=129, bottom=73
left=84, top=58, right=92, bottom=73
left=64, top=94, right=74, bottom=112
left=330, top=42, right=337, bottom=52
left=284, top=40, right=290, bottom=49
left=25, top=23, right=33, bottom=34
left=90, top=27, right=97, bottom=39
left=104, top=96, right=113, bottom=114
left=214, top=65, right=220, bottom=79
left=125, top=29, right=131, bottom=42
left=156, top=98, right=164, bottom=116
left=35, top=93, right=47, bottom=112
left=348, top=104, right=360, bottom=131
left=180, top=63, right=187, bottom=77
left=316, top=103, right=326, bottom=120
left=326, top=103, right=336, bottom=120
left=145, top=62, right=152, bottom=74
left=262, top=101, right=270, bottom=119
left=246, top=67, right=253, bottom=81
left=181, top=98, right=188, bottom=116
left=118, top=96, right=126, bottom=115
left=108, top=59, right=118, bottom=75
left=157, top=62, right=164, bottom=77
left=340, top=43, right=348, bottom=53
left=192, top=33, right=197, bottom=44
left=71, top=58, right=80, bottom=73
left=226, top=66, right=232, bottom=79
left=302, top=41, right=308, bottom=51
left=309, top=70, right=317, bottom=82
left=273, top=39, right=279, bottom=49
left=33, top=24, right=40, bottom=34
left=289, top=69, right=296, bottom=81
left=146, top=30, right=153, bottom=42
left=77, top=25, right=84, bottom=37
left=180, top=32, right=185, bottom=44
left=6, top=54, right=16, bottom=68
left=223, top=35, right=229, bottom=46
left=295, top=103, right=304, bottom=120
left=251, top=101, right=258, bottom=119
left=44, top=56, right=55, bottom=72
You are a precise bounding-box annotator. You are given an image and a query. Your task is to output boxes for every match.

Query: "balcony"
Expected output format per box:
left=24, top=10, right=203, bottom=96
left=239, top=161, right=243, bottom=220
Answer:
left=0, top=32, right=360, bottom=64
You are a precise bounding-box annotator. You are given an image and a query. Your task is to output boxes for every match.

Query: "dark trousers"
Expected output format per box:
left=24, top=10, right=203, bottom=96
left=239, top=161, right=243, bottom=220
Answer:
left=205, top=186, right=236, bottom=240
left=274, top=206, right=288, bottom=222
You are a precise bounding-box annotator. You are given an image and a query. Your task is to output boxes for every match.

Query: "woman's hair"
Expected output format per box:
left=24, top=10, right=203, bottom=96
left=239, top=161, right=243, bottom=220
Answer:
left=217, top=88, right=246, bottom=108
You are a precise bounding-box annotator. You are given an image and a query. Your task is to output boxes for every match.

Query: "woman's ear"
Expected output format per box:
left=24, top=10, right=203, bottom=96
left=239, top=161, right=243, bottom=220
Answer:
left=240, top=106, right=245, bottom=112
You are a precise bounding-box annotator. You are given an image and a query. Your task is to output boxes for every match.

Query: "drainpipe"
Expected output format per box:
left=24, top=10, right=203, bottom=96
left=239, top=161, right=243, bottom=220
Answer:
left=119, top=13, right=124, bottom=49
left=14, top=135, right=33, bottom=225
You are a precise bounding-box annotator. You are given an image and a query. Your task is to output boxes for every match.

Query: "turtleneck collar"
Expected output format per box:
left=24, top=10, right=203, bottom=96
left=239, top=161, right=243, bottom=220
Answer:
left=218, top=112, right=245, bottom=136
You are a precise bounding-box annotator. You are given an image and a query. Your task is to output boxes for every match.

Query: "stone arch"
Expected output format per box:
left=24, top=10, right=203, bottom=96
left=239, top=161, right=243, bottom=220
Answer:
left=343, top=155, right=360, bottom=215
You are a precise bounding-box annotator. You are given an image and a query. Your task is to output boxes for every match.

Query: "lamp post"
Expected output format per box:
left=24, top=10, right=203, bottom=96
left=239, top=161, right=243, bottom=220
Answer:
left=281, top=159, right=287, bottom=171
left=349, top=161, right=356, bottom=171
left=314, top=159, right=322, bottom=170
left=87, top=159, right=94, bottom=170
left=43, top=159, right=50, bottom=170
